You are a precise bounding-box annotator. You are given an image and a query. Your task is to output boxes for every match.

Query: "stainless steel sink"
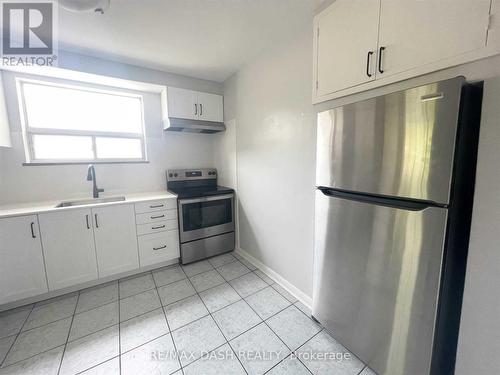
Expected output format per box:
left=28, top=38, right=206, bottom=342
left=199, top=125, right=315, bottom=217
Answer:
left=55, top=196, right=126, bottom=208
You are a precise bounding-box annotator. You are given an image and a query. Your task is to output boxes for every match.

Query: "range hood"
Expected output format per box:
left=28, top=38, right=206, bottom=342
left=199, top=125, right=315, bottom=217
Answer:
left=164, top=117, right=226, bottom=134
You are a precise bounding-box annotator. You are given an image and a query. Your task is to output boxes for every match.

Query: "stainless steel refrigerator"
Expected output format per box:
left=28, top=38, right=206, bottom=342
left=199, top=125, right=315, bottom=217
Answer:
left=313, top=77, right=483, bottom=375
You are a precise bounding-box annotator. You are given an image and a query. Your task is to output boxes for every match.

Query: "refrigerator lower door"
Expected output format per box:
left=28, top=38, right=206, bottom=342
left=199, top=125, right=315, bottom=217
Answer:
left=313, top=190, right=448, bottom=375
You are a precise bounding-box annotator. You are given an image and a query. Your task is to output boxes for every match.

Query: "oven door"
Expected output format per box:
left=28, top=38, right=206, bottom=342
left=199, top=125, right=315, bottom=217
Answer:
left=178, top=194, right=235, bottom=243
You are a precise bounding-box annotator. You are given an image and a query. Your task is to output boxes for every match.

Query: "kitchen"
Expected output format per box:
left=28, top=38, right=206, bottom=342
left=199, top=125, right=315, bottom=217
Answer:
left=0, top=0, right=499, bottom=374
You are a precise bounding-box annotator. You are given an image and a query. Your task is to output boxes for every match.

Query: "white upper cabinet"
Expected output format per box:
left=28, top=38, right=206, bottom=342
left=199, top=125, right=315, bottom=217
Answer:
left=488, top=0, right=500, bottom=48
left=92, top=204, right=139, bottom=278
left=0, top=215, right=48, bottom=304
left=0, top=73, right=11, bottom=148
left=167, top=87, right=199, bottom=120
left=315, top=0, right=380, bottom=97
left=164, top=87, right=223, bottom=123
left=39, top=208, right=98, bottom=290
left=314, top=0, right=497, bottom=103
left=378, top=0, right=491, bottom=78
left=197, top=92, right=223, bottom=122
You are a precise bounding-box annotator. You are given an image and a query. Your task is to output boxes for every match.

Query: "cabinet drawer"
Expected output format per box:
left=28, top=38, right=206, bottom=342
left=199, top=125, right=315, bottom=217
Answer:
left=135, top=199, right=177, bottom=214
left=135, top=210, right=177, bottom=225
left=137, top=219, right=178, bottom=236
left=138, top=231, right=179, bottom=267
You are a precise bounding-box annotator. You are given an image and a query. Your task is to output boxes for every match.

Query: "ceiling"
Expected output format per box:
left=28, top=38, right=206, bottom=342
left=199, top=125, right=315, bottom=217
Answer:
left=58, top=0, right=324, bottom=82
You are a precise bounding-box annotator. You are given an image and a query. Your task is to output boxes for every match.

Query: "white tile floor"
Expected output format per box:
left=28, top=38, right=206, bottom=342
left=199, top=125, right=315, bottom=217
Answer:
left=0, top=252, right=377, bottom=375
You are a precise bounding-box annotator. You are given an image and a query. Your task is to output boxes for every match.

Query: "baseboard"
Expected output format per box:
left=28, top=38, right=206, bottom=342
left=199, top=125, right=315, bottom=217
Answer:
left=235, top=247, right=313, bottom=308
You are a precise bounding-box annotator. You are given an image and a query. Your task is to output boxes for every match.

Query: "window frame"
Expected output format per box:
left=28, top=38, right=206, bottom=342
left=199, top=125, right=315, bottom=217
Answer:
left=16, top=77, right=148, bottom=165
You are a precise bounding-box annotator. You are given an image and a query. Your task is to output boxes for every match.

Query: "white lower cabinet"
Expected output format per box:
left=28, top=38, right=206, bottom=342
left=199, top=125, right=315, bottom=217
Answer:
left=1, top=198, right=180, bottom=306
left=39, top=208, right=98, bottom=290
left=0, top=215, right=48, bottom=305
left=92, top=204, right=139, bottom=277
left=138, top=231, right=179, bottom=267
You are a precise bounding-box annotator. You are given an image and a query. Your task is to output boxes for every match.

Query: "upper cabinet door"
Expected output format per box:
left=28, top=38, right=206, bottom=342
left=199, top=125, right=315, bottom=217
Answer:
left=488, top=0, right=500, bottom=49
left=0, top=74, right=11, bottom=148
left=39, top=208, right=98, bottom=290
left=0, top=215, right=48, bottom=304
left=315, top=0, right=380, bottom=97
left=378, top=0, right=491, bottom=77
left=197, top=92, right=223, bottom=122
left=167, top=87, right=198, bottom=120
left=92, top=204, right=139, bottom=278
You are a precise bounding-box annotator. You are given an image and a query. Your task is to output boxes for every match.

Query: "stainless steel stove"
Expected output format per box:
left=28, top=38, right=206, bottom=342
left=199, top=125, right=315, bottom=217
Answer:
left=167, top=169, right=235, bottom=264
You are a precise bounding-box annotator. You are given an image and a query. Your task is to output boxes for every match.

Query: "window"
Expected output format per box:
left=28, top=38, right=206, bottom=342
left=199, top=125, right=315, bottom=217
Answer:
left=17, top=79, right=147, bottom=163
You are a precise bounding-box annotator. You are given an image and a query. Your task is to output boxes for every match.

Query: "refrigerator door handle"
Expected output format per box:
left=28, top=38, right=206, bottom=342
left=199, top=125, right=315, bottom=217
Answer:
left=318, top=187, right=443, bottom=211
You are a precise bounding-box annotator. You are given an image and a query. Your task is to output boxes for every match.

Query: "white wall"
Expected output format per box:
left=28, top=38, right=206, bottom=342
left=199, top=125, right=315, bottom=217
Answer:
left=0, top=52, right=223, bottom=204
left=222, top=21, right=500, bottom=310
left=221, top=28, right=317, bottom=297
left=454, top=77, right=500, bottom=375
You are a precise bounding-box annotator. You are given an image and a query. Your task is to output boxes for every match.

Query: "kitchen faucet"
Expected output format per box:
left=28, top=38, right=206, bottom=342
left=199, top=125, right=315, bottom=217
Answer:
left=87, top=165, right=104, bottom=198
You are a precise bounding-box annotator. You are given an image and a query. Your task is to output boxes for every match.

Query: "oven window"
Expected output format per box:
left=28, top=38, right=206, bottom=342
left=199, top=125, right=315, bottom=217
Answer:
left=182, top=198, right=232, bottom=232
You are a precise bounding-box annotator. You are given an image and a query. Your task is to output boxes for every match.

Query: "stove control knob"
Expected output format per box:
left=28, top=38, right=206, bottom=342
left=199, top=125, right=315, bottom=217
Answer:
left=168, top=173, right=173, bottom=178
left=174, top=173, right=178, bottom=177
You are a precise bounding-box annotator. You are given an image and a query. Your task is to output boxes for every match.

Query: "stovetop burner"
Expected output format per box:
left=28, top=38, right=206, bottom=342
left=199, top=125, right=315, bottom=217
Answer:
left=166, top=168, right=234, bottom=199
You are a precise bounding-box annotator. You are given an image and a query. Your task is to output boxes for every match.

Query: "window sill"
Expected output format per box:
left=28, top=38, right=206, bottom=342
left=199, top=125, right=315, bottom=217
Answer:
left=22, top=160, right=150, bottom=166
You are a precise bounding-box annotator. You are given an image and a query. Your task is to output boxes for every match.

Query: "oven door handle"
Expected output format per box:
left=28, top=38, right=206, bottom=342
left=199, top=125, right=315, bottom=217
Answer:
left=178, top=194, right=234, bottom=205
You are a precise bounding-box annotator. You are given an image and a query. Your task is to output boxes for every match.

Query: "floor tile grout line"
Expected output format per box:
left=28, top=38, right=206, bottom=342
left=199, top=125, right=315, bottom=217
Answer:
left=263, top=352, right=314, bottom=375
left=3, top=320, right=129, bottom=372
left=0, top=254, right=319, bottom=374
left=178, top=339, right=233, bottom=372
left=270, top=283, right=298, bottom=304
left=183, top=270, right=249, bottom=375
left=73, top=355, right=120, bottom=375
left=56, top=291, right=80, bottom=375
left=118, top=274, right=122, bottom=375
left=118, top=285, right=156, bottom=301
left=151, top=269, right=184, bottom=374
left=212, top=264, right=306, bottom=373
left=162, top=268, right=269, bottom=311
left=14, top=311, right=77, bottom=336
left=73, top=298, right=119, bottom=319
left=75, top=295, right=119, bottom=316
left=0, top=303, right=35, bottom=368
left=0, top=263, right=269, bottom=347
left=289, top=329, right=326, bottom=372
left=207, top=254, right=239, bottom=268
left=9, top=299, right=120, bottom=349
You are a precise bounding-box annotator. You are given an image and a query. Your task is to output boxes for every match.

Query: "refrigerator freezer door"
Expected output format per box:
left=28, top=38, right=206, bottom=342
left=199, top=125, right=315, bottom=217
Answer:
left=313, top=190, right=448, bottom=375
left=316, top=77, right=463, bottom=205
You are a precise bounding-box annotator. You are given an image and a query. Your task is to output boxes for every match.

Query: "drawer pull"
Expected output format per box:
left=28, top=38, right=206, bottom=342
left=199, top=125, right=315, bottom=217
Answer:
left=151, top=214, right=165, bottom=219
left=152, top=225, right=166, bottom=230
left=153, top=245, right=167, bottom=251
left=150, top=204, right=164, bottom=208
left=30, top=222, right=36, bottom=238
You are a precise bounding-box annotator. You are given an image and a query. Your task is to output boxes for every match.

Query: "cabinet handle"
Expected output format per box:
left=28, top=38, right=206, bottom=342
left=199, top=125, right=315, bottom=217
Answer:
left=30, top=222, right=36, bottom=238
left=194, top=103, right=198, bottom=115
left=366, top=51, right=373, bottom=78
left=86, top=215, right=90, bottom=229
left=151, top=214, right=165, bottom=219
left=200, top=104, right=203, bottom=116
left=94, top=214, right=99, bottom=228
left=153, top=245, right=167, bottom=251
left=378, top=46, right=385, bottom=74
left=149, top=204, right=164, bottom=208
left=152, top=225, right=166, bottom=230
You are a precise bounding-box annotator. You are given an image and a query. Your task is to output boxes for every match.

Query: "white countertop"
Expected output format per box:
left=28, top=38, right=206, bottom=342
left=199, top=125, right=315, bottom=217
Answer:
left=0, top=191, right=177, bottom=219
